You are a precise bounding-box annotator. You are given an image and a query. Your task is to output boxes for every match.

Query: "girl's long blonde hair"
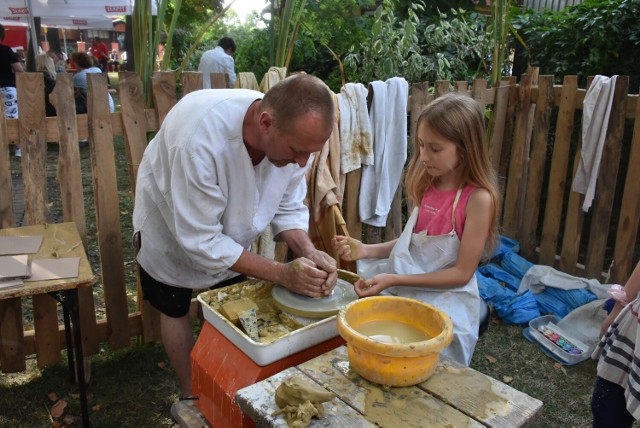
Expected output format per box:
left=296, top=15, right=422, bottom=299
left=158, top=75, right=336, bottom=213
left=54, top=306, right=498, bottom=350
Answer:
left=405, top=93, right=501, bottom=257
left=36, top=53, right=57, bottom=80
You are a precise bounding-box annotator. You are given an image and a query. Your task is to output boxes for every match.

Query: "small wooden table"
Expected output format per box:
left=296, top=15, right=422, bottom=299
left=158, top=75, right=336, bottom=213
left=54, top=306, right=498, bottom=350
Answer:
left=235, top=346, right=543, bottom=427
left=0, top=222, right=95, bottom=428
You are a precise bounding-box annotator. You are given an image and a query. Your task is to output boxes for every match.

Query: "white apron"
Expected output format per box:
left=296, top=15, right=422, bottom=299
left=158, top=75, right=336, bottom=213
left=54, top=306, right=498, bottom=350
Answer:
left=357, top=189, right=480, bottom=366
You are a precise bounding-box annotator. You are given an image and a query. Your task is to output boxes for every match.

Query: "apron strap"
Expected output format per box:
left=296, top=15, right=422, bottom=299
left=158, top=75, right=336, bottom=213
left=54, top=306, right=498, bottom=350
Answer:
left=451, top=187, right=464, bottom=231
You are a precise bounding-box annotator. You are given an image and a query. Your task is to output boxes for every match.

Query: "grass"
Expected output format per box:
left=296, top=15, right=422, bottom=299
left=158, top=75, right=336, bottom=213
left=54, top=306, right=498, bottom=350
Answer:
left=0, top=72, right=606, bottom=427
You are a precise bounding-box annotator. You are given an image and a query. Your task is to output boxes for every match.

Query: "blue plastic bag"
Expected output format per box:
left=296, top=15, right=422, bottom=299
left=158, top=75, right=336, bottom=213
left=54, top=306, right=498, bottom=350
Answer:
left=500, top=251, right=535, bottom=279
left=495, top=290, right=542, bottom=325
left=533, top=287, right=598, bottom=318
left=478, top=263, right=522, bottom=292
left=492, top=235, right=520, bottom=260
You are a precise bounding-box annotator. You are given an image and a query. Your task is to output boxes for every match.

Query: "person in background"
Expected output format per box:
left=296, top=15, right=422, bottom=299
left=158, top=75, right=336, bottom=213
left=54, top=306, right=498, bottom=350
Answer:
left=198, top=36, right=236, bottom=89
left=333, top=93, right=500, bottom=366
left=109, top=49, right=120, bottom=72
left=0, top=24, right=24, bottom=156
left=591, top=260, right=640, bottom=427
left=35, top=53, right=57, bottom=117
left=70, top=52, right=114, bottom=114
left=47, top=49, right=66, bottom=73
left=89, top=36, right=109, bottom=72
left=132, top=74, right=337, bottom=417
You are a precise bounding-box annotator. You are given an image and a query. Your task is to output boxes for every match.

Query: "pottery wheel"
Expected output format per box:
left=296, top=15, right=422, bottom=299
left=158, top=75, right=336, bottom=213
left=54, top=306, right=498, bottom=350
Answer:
left=272, top=278, right=358, bottom=318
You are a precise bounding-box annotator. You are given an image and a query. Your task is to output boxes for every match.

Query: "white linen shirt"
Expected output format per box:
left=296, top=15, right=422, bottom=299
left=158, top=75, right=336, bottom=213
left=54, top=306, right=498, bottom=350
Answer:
left=133, top=89, right=310, bottom=289
left=198, top=46, right=237, bottom=89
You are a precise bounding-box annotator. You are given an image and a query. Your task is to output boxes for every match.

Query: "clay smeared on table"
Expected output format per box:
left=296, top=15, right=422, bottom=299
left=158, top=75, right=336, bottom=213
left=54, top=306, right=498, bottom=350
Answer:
left=200, top=279, right=307, bottom=344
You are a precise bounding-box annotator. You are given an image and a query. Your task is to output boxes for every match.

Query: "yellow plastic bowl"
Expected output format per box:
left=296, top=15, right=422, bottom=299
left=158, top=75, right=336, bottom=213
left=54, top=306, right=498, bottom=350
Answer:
left=337, top=296, right=453, bottom=387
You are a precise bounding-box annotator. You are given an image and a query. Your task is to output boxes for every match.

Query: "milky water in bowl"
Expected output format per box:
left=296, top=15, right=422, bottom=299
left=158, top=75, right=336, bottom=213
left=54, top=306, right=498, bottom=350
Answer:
left=355, top=320, right=431, bottom=344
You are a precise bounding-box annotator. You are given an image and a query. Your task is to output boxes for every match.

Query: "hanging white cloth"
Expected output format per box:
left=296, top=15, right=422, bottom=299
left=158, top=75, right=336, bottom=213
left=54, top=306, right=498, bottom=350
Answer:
left=357, top=191, right=480, bottom=366
left=336, top=82, right=373, bottom=175
left=572, top=75, right=618, bottom=212
left=359, top=77, right=408, bottom=227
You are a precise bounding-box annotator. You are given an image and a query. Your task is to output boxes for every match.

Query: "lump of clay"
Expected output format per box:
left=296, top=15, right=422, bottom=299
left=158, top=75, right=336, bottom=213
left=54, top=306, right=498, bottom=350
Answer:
left=272, top=376, right=335, bottom=427
left=274, top=376, right=335, bottom=408
left=220, top=297, right=258, bottom=326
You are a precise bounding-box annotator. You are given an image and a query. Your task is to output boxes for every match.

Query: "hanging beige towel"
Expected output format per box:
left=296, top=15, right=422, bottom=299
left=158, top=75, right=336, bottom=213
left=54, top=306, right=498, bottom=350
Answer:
left=572, top=75, right=618, bottom=212
left=234, top=72, right=260, bottom=90
left=336, top=82, right=374, bottom=175
left=259, top=67, right=287, bottom=92
left=306, top=93, right=354, bottom=271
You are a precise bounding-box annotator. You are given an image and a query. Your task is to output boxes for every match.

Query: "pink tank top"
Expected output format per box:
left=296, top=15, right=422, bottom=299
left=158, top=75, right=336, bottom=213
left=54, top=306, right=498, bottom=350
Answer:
left=414, top=185, right=477, bottom=239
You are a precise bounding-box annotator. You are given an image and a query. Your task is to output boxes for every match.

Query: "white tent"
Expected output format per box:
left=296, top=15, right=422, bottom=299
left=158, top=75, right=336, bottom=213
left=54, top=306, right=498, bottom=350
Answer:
left=0, top=0, right=135, bottom=18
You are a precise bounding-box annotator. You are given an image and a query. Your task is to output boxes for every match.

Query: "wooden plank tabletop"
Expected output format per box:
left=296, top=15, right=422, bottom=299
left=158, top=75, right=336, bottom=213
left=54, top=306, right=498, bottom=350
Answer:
left=0, top=222, right=95, bottom=299
left=236, top=346, right=543, bottom=428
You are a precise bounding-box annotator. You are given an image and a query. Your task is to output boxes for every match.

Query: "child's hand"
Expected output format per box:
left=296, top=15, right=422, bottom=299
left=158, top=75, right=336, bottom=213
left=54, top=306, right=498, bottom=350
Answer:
left=353, top=274, right=396, bottom=297
left=332, top=235, right=363, bottom=261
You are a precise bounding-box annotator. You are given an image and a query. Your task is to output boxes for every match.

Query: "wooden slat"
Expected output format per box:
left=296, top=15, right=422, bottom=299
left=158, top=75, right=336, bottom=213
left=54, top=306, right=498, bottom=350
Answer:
left=584, top=76, right=629, bottom=278
left=0, top=299, right=25, bottom=372
left=454, top=80, right=469, bottom=92
left=502, top=73, right=533, bottom=240
left=86, top=73, right=130, bottom=349
left=558, top=76, right=594, bottom=275
left=538, top=76, right=578, bottom=266
left=0, top=79, right=23, bottom=373
left=489, top=81, right=511, bottom=172
left=384, top=187, right=402, bottom=240
left=421, top=358, right=543, bottom=427
left=17, top=73, right=60, bottom=368
left=0, top=94, right=14, bottom=227
left=344, top=169, right=362, bottom=241
left=409, top=82, right=430, bottom=159
left=471, top=78, right=489, bottom=111
left=151, top=71, right=178, bottom=127
left=209, top=72, right=229, bottom=89
left=519, top=76, right=555, bottom=259
left=120, top=72, right=163, bottom=343
left=610, top=84, right=640, bottom=283
left=435, top=80, right=450, bottom=98
left=49, top=73, right=99, bottom=356
left=118, top=72, right=149, bottom=196
left=235, top=367, right=374, bottom=427
left=181, top=71, right=203, bottom=95
left=497, top=77, right=518, bottom=186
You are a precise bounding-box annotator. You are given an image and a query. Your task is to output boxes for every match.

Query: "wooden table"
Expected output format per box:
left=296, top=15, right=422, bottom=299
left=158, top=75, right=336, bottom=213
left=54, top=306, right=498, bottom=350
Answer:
left=236, top=346, right=543, bottom=427
left=0, top=222, right=95, bottom=428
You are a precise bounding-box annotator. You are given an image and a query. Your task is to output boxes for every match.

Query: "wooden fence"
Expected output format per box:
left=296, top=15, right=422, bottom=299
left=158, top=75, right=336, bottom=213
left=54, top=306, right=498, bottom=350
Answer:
left=0, top=70, right=638, bottom=373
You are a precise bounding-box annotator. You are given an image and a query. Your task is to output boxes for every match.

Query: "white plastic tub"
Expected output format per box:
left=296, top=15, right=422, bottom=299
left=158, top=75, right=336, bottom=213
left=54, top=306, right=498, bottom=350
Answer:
left=197, top=281, right=339, bottom=366
left=528, top=314, right=592, bottom=365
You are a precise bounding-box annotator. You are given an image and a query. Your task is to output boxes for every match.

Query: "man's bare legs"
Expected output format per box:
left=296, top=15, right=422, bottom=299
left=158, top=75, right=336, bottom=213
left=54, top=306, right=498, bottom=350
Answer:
left=161, top=313, right=193, bottom=397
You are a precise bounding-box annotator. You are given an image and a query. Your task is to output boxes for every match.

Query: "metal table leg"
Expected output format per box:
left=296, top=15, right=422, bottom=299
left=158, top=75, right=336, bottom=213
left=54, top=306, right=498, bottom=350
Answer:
left=51, top=289, right=90, bottom=428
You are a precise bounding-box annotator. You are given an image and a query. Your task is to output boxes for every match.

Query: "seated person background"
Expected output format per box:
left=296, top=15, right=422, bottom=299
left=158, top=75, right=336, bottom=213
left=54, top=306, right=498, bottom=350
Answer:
left=70, top=52, right=114, bottom=114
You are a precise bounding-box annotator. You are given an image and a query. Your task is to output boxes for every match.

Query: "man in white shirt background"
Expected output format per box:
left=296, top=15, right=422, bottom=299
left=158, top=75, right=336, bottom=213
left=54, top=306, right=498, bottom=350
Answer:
left=198, top=36, right=237, bottom=88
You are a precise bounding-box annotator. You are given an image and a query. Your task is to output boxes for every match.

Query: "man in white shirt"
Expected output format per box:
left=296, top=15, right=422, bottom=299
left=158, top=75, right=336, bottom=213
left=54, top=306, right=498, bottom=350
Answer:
left=198, top=36, right=237, bottom=88
left=133, top=74, right=337, bottom=408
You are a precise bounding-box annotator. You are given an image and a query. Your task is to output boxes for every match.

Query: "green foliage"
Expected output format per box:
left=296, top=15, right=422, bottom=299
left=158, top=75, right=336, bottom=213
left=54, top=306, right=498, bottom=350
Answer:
left=420, top=9, right=489, bottom=82
left=234, top=0, right=375, bottom=91
left=344, top=0, right=426, bottom=84
left=512, top=0, right=640, bottom=89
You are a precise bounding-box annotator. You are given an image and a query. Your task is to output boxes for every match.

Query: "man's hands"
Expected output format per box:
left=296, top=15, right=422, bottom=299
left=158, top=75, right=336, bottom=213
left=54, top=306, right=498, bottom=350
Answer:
left=279, top=250, right=337, bottom=297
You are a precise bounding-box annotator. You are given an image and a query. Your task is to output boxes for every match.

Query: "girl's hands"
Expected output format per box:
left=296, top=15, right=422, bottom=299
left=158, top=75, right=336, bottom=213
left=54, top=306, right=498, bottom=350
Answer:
left=332, top=235, right=364, bottom=261
left=353, top=273, right=397, bottom=297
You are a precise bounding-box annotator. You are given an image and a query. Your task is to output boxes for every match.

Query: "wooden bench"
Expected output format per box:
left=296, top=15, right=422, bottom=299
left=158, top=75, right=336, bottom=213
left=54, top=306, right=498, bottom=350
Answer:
left=236, top=345, right=543, bottom=427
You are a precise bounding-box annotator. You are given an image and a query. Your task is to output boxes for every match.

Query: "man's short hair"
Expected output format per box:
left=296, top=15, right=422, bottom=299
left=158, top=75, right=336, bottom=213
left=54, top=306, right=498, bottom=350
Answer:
left=261, top=74, right=334, bottom=134
left=218, top=37, right=236, bottom=54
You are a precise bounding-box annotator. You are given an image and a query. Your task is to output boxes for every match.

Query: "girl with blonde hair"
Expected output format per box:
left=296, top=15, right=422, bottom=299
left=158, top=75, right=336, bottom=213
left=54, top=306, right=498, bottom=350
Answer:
left=333, top=93, right=500, bottom=365
left=35, top=52, right=57, bottom=117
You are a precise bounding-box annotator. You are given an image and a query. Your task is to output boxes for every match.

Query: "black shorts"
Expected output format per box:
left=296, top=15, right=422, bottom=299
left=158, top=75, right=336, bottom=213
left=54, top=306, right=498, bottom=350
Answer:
left=139, top=265, right=246, bottom=318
